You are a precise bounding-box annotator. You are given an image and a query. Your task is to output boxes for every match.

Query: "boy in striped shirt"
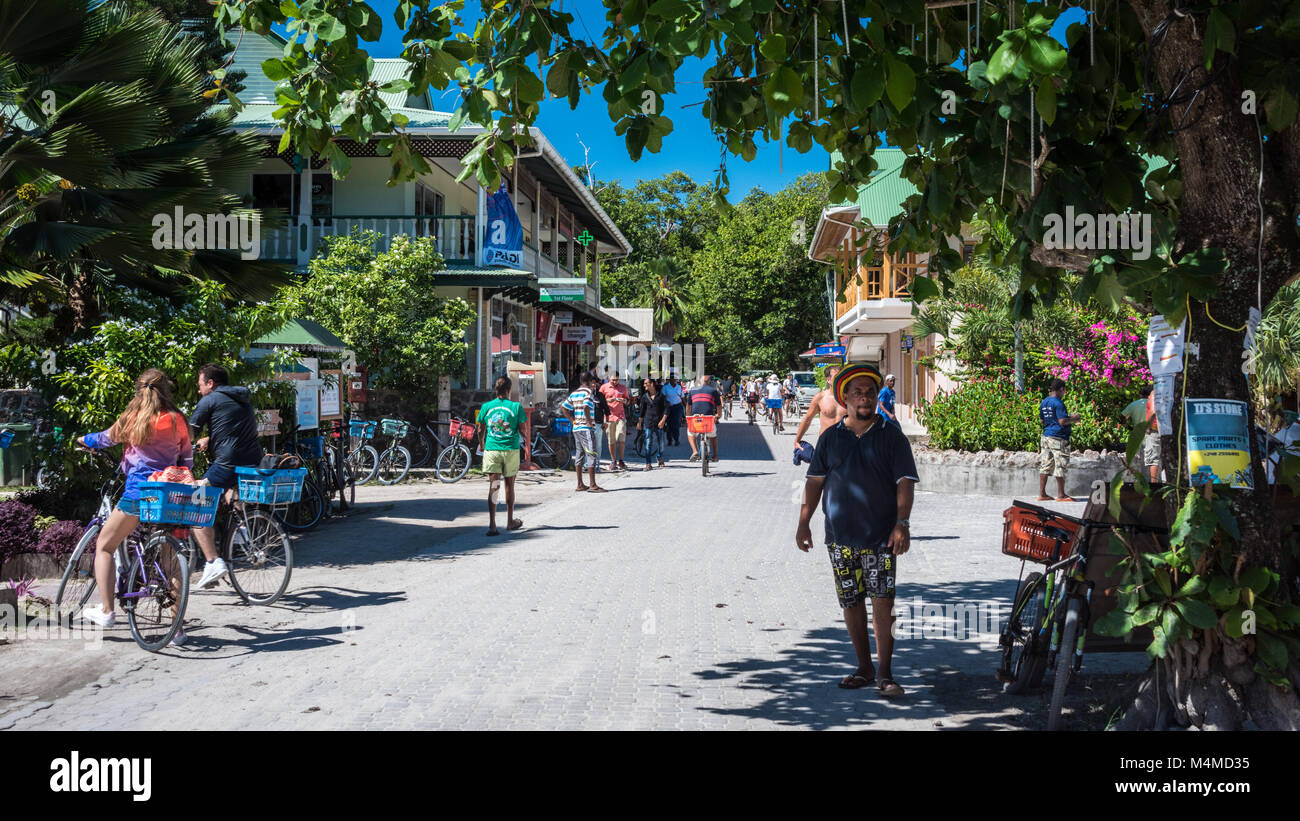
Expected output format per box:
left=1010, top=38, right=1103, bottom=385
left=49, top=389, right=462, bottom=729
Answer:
left=561, top=372, right=606, bottom=493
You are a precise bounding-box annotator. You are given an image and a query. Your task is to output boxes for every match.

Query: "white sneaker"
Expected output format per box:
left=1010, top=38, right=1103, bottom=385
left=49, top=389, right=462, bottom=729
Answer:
left=197, top=558, right=229, bottom=590
left=81, top=604, right=116, bottom=627
left=168, top=629, right=187, bottom=647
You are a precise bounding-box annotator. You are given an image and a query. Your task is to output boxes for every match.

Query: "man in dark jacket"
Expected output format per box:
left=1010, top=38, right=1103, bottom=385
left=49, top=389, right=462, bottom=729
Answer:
left=190, top=363, right=264, bottom=590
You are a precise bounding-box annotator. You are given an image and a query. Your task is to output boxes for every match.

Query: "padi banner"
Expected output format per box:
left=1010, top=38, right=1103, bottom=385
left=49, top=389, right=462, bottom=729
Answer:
left=483, top=183, right=523, bottom=267
left=1185, top=398, right=1253, bottom=489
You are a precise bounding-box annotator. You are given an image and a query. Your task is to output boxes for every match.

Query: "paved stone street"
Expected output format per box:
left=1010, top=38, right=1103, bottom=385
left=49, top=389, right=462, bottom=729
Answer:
left=1, top=414, right=1147, bottom=730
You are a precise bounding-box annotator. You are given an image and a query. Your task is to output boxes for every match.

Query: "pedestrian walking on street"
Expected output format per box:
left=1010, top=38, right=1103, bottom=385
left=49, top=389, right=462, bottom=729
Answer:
left=590, top=378, right=611, bottom=471
left=877, top=374, right=900, bottom=429
left=636, top=378, right=667, bottom=470
left=561, top=372, right=605, bottom=492
left=662, top=375, right=685, bottom=446
left=795, top=364, right=918, bottom=698
left=1037, top=378, right=1081, bottom=501
left=600, top=373, right=632, bottom=471
left=480, top=376, right=526, bottom=536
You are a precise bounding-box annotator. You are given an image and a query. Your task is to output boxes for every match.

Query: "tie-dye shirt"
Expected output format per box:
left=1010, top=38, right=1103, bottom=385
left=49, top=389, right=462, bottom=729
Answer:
left=84, top=411, right=194, bottom=501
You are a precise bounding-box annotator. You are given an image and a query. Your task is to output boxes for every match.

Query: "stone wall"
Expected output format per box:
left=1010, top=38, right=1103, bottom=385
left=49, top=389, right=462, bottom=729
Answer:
left=913, top=445, right=1128, bottom=497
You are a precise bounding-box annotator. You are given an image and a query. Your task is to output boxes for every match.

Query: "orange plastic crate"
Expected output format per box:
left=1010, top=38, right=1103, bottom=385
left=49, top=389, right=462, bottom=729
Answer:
left=1002, top=504, right=1081, bottom=564
left=685, top=415, right=715, bottom=435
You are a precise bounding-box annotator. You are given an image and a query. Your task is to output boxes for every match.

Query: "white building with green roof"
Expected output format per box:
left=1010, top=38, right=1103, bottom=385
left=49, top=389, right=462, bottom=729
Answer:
left=217, top=28, right=635, bottom=394
left=807, top=149, right=966, bottom=430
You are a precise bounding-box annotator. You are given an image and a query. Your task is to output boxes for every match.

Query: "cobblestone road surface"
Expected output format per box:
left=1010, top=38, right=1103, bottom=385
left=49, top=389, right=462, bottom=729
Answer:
left=1, top=414, right=1146, bottom=730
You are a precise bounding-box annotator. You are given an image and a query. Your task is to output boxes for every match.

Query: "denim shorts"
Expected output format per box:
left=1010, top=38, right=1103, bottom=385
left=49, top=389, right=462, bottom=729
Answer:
left=203, top=462, right=239, bottom=490
left=116, top=498, right=141, bottom=517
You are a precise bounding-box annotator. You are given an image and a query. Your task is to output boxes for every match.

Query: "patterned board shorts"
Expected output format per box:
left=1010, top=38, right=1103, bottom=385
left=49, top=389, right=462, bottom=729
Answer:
left=572, top=429, right=598, bottom=469
left=1142, top=430, right=1162, bottom=467
left=826, top=542, right=896, bottom=608
left=1039, top=435, right=1070, bottom=477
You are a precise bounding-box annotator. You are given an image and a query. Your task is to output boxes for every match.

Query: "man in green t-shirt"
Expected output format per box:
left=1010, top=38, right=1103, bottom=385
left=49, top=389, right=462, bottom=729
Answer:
left=479, top=376, right=528, bottom=536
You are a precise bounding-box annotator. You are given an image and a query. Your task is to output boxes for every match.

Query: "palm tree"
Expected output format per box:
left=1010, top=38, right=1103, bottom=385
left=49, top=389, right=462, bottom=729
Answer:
left=640, top=256, right=689, bottom=340
left=1252, top=280, right=1300, bottom=400
left=0, top=0, right=287, bottom=330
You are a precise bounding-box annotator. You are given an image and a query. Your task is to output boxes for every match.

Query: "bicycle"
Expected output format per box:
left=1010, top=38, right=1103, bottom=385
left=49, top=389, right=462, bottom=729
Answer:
left=344, top=419, right=380, bottom=485
left=745, top=393, right=758, bottom=425
left=434, top=416, right=477, bottom=482
left=374, top=418, right=412, bottom=484
left=686, top=414, right=715, bottom=477
left=275, top=432, right=328, bottom=531
left=56, top=466, right=214, bottom=652
left=770, top=399, right=782, bottom=435
left=182, top=465, right=302, bottom=606
left=530, top=412, right=572, bottom=471
left=996, top=500, right=1166, bottom=730
left=406, top=416, right=456, bottom=468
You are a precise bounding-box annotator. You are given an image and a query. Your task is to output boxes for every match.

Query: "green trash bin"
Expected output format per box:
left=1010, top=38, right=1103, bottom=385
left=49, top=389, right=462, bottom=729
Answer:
left=0, top=423, right=34, bottom=486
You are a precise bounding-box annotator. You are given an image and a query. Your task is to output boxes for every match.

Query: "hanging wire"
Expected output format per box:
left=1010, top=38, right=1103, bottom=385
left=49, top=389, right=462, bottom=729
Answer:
left=976, top=0, right=981, bottom=53
left=842, top=0, right=851, bottom=56
left=814, top=13, right=820, bottom=121
left=1029, top=84, right=1036, bottom=196
left=1089, top=0, right=1095, bottom=66
left=1142, top=2, right=1228, bottom=134
left=967, top=1, right=971, bottom=69
left=925, top=9, right=929, bottom=65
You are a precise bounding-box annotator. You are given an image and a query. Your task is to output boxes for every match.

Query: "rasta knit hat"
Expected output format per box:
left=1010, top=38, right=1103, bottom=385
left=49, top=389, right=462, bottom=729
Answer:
left=832, top=363, right=883, bottom=406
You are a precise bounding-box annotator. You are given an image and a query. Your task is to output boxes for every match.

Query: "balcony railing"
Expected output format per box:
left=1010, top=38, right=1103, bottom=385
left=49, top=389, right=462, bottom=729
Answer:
left=835, top=256, right=925, bottom=320
left=260, top=215, right=477, bottom=263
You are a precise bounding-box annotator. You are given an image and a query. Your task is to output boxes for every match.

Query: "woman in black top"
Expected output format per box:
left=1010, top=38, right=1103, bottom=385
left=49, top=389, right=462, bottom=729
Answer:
left=636, top=378, right=667, bottom=470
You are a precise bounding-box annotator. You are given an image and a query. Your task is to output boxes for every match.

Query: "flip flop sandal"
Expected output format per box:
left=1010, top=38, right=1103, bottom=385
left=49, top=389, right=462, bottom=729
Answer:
left=486, top=528, right=500, bottom=536
left=507, top=519, right=523, bottom=530
left=588, top=486, right=608, bottom=493
left=837, top=673, right=876, bottom=690
left=877, top=679, right=905, bottom=698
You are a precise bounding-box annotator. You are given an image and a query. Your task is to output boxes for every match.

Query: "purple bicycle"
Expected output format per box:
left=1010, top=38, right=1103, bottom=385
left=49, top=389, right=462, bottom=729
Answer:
left=54, top=453, right=207, bottom=652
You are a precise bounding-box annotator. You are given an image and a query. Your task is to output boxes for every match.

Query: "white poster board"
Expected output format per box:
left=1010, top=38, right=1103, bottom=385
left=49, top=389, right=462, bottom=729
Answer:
left=553, top=311, right=573, bottom=324
left=320, top=371, right=341, bottom=417
left=562, top=326, right=592, bottom=344
left=296, top=378, right=321, bottom=429
left=1146, top=315, right=1186, bottom=376
left=1152, top=374, right=1176, bottom=433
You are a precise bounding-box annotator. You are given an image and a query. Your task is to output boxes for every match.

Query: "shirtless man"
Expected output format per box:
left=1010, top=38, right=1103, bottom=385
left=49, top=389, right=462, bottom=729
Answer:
left=793, top=364, right=848, bottom=453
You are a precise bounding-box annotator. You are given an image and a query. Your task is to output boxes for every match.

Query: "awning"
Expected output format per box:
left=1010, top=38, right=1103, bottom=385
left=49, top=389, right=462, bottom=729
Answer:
left=436, top=264, right=534, bottom=288
left=254, top=318, right=347, bottom=351
left=496, top=284, right=638, bottom=337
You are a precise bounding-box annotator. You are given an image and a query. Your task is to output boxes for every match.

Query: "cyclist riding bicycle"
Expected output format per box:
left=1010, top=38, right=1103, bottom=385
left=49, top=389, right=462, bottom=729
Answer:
left=783, top=372, right=799, bottom=413
left=75, top=368, right=193, bottom=630
left=189, top=363, right=264, bottom=591
left=744, top=379, right=761, bottom=422
left=687, top=374, right=723, bottom=462
left=765, top=374, right=785, bottom=431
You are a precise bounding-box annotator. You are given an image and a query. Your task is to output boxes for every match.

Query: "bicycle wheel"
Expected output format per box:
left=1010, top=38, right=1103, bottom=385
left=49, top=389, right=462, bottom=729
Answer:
left=376, top=445, right=411, bottom=484
left=351, top=445, right=379, bottom=485
left=435, top=443, right=472, bottom=483
left=1000, top=572, right=1048, bottom=694
left=55, top=523, right=102, bottom=620
left=125, top=532, right=189, bottom=652
left=1047, top=597, right=1083, bottom=731
left=226, top=509, right=293, bottom=605
left=408, top=430, right=436, bottom=468
left=699, top=434, right=710, bottom=476
left=278, top=471, right=325, bottom=531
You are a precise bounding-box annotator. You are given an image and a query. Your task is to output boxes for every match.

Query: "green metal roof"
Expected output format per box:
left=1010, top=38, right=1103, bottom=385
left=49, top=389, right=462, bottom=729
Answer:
left=254, top=318, right=347, bottom=350
left=221, top=103, right=454, bottom=131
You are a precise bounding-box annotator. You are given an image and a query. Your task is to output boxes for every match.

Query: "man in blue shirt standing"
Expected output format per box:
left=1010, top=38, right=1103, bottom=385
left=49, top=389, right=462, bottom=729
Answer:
left=795, top=364, right=918, bottom=698
left=877, top=373, right=899, bottom=428
left=1038, top=378, right=1082, bottom=501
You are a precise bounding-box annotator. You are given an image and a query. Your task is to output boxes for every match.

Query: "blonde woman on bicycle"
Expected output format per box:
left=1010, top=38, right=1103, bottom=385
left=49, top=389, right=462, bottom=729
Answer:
left=76, top=369, right=193, bottom=628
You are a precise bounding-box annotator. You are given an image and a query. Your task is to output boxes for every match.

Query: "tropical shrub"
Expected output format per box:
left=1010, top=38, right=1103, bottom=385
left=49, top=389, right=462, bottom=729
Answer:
left=0, top=500, right=38, bottom=562
left=919, top=376, right=1126, bottom=453
left=34, top=520, right=84, bottom=557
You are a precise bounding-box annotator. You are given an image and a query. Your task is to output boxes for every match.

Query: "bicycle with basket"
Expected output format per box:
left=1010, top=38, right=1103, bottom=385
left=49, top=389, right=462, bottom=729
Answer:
left=55, top=453, right=217, bottom=651
left=997, top=493, right=1167, bottom=730
left=686, top=414, right=715, bottom=476
left=182, top=463, right=304, bottom=605
left=434, top=415, right=479, bottom=483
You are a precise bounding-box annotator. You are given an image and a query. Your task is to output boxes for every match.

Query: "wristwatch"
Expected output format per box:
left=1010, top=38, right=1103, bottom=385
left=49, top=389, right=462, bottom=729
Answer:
left=897, top=519, right=911, bottom=528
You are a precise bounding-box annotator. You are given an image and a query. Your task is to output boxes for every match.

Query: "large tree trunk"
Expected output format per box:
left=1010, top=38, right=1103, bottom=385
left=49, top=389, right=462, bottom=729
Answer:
left=1116, top=0, right=1300, bottom=730
left=65, top=265, right=100, bottom=333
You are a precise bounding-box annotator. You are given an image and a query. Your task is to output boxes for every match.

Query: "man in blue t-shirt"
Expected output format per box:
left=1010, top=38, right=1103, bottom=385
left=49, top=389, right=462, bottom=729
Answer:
left=1038, top=378, right=1082, bottom=501
left=795, top=364, right=918, bottom=699
left=877, top=373, right=899, bottom=428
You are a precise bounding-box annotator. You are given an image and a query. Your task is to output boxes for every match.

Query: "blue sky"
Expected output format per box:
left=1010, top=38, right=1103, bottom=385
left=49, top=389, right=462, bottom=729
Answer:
left=281, top=2, right=1085, bottom=195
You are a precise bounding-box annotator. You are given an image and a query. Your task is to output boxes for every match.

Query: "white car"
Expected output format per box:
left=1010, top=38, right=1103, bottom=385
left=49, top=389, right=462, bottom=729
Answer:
left=790, top=371, right=820, bottom=406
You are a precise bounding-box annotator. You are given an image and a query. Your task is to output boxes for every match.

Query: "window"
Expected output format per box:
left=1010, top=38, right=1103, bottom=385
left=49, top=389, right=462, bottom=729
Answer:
left=415, top=183, right=443, bottom=216
left=251, top=173, right=332, bottom=220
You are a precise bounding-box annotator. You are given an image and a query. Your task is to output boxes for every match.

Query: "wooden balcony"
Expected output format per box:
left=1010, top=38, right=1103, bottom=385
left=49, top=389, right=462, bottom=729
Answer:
left=260, top=214, right=477, bottom=264
left=834, top=253, right=924, bottom=321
